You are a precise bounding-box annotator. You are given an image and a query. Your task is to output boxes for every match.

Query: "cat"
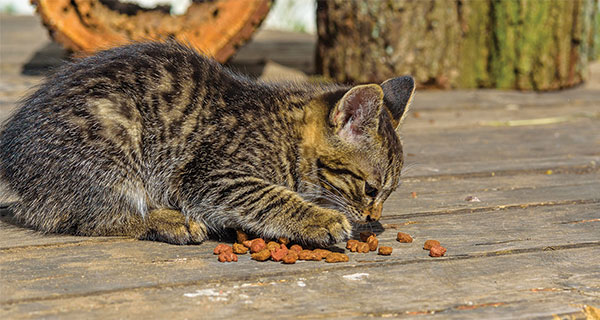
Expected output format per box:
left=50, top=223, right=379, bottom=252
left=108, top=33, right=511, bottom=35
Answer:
left=0, top=41, right=415, bottom=246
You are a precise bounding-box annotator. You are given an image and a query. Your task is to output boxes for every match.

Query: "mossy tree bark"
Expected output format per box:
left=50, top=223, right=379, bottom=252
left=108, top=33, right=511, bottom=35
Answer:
left=316, top=0, right=600, bottom=90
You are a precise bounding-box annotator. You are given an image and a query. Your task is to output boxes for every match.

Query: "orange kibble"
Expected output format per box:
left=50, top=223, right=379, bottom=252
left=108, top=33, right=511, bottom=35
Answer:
left=366, top=235, right=378, bottom=251
left=290, top=244, right=303, bottom=252
left=213, top=244, right=232, bottom=255
left=232, top=243, right=248, bottom=254
left=250, top=239, right=266, bottom=253
left=378, top=246, right=393, bottom=256
left=396, top=232, right=413, bottom=243
left=217, top=251, right=238, bottom=262
left=429, top=245, right=447, bottom=257
left=423, top=240, right=441, bottom=250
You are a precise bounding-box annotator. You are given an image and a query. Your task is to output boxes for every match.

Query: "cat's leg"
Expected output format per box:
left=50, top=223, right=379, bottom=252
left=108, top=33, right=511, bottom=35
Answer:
left=194, top=178, right=352, bottom=246
left=139, top=209, right=208, bottom=244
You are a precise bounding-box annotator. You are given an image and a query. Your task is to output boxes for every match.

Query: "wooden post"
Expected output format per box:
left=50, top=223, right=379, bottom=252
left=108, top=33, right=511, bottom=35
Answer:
left=316, top=0, right=600, bottom=90
left=31, top=0, right=272, bottom=63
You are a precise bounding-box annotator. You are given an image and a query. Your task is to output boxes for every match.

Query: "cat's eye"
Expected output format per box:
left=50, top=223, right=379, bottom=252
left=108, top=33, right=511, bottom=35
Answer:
left=364, top=182, right=378, bottom=198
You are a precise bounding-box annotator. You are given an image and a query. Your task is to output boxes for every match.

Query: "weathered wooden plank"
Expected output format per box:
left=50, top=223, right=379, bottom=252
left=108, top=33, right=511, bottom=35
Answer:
left=2, top=247, right=597, bottom=319
left=1, top=199, right=597, bottom=304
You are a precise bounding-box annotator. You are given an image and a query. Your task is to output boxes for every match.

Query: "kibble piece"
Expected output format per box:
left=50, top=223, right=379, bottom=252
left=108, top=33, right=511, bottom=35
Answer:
left=290, top=244, right=303, bottom=252
left=236, top=230, right=249, bottom=243
left=266, top=241, right=280, bottom=252
left=232, top=243, right=248, bottom=254
left=271, top=245, right=289, bottom=262
left=366, top=235, right=378, bottom=251
left=251, top=248, right=271, bottom=261
left=218, top=252, right=238, bottom=262
left=429, top=245, right=446, bottom=257
left=250, top=239, right=267, bottom=253
left=325, top=252, right=349, bottom=263
left=359, top=231, right=375, bottom=242
left=411, top=191, right=417, bottom=199
left=346, top=240, right=359, bottom=252
left=396, top=232, right=413, bottom=243
left=378, top=246, right=393, bottom=256
left=346, top=240, right=359, bottom=249
left=298, top=250, right=317, bottom=261
left=356, top=242, right=370, bottom=253
left=278, top=237, right=290, bottom=245
left=423, top=240, right=441, bottom=250
left=282, top=251, right=298, bottom=264
left=242, top=240, right=253, bottom=248
left=213, top=244, right=232, bottom=255
left=313, top=249, right=331, bottom=260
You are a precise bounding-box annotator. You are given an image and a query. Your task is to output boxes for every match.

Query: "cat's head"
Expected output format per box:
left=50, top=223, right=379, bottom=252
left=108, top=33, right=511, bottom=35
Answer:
left=301, top=76, right=415, bottom=223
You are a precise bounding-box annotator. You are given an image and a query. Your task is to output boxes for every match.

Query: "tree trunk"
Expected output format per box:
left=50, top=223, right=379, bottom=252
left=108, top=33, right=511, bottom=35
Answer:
left=31, top=0, right=272, bottom=63
left=316, top=0, right=600, bottom=90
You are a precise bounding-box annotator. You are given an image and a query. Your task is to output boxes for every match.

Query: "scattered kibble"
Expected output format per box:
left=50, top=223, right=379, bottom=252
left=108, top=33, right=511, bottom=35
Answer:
left=232, top=243, right=248, bottom=254
left=313, top=249, right=331, bottom=260
left=378, top=246, right=393, bottom=256
left=218, top=251, right=238, bottom=262
left=251, top=248, right=271, bottom=261
left=325, top=252, right=349, bottom=263
left=266, top=241, right=280, bottom=252
left=213, top=244, right=232, bottom=255
left=298, top=250, right=318, bottom=261
left=359, top=231, right=375, bottom=242
left=282, top=251, right=298, bottom=264
left=423, top=240, right=441, bottom=250
left=236, top=230, right=249, bottom=243
left=290, top=244, right=303, bottom=252
left=250, top=239, right=266, bottom=253
left=411, top=191, right=417, bottom=199
left=271, top=245, right=289, bottom=262
left=396, top=232, right=413, bottom=243
left=429, top=245, right=447, bottom=257
left=366, top=235, right=378, bottom=251
left=356, top=242, right=370, bottom=253
left=278, top=237, right=290, bottom=245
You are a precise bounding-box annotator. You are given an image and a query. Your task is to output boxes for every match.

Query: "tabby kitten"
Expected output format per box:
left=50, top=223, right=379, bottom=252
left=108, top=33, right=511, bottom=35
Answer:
left=0, top=41, right=415, bottom=246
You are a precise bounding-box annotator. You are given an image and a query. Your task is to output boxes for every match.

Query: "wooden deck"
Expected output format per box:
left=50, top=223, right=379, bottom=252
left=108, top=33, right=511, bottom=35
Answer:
left=1, top=15, right=599, bottom=319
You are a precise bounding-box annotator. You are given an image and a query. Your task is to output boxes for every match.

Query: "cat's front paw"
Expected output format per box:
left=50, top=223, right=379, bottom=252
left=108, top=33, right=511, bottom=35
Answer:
left=301, top=209, right=352, bottom=247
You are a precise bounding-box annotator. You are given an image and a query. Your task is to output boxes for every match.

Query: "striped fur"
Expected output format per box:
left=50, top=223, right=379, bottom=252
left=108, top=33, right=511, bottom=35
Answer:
left=0, top=41, right=414, bottom=246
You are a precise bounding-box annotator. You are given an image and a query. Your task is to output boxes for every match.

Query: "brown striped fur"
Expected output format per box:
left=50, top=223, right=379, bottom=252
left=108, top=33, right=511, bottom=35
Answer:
left=0, top=41, right=415, bottom=246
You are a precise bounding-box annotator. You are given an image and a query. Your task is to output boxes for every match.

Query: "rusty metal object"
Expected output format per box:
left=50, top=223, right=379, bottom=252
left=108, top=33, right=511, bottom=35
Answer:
left=32, top=0, right=272, bottom=62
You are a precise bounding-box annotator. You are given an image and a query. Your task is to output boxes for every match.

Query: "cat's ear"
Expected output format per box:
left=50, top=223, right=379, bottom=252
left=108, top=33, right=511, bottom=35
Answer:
left=330, top=84, right=384, bottom=142
left=381, top=76, right=415, bottom=129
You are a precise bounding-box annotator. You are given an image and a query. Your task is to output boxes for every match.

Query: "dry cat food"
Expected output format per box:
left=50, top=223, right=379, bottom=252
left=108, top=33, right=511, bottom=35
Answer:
left=423, top=240, right=441, bottom=250
left=429, top=245, right=447, bottom=257
left=378, top=246, right=393, bottom=256
left=232, top=243, right=248, bottom=254
left=251, top=248, right=271, bottom=261
left=325, top=252, right=349, bottom=263
left=236, top=230, right=249, bottom=243
left=396, top=232, right=413, bottom=243
left=282, top=251, right=298, bottom=264
left=290, top=244, right=303, bottom=252
left=346, top=240, right=359, bottom=251
left=270, top=244, right=289, bottom=262
left=313, top=249, right=332, bottom=260
left=359, top=231, right=375, bottom=242
left=218, top=251, right=238, bottom=262
left=267, top=241, right=280, bottom=252
left=278, top=237, right=290, bottom=245
left=356, top=242, right=370, bottom=253
left=366, top=235, right=379, bottom=251
left=297, top=249, right=319, bottom=261
left=250, top=239, right=267, bottom=253
left=213, top=244, right=232, bottom=255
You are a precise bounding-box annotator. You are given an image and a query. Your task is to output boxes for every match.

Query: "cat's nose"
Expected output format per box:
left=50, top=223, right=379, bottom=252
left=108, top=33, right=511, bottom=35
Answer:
left=365, top=202, right=383, bottom=221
